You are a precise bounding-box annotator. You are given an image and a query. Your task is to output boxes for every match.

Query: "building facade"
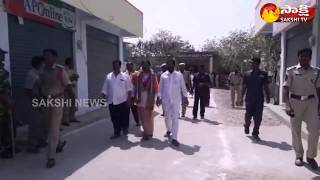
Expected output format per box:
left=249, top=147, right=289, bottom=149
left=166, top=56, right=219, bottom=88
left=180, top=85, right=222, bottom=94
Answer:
left=0, top=0, right=143, bottom=121
left=254, top=0, right=318, bottom=104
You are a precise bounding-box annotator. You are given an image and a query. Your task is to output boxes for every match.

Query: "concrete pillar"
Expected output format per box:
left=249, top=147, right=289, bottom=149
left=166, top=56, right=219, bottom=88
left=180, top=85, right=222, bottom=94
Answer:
left=311, top=0, right=320, bottom=67
left=279, top=31, right=287, bottom=104
left=0, top=2, right=11, bottom=78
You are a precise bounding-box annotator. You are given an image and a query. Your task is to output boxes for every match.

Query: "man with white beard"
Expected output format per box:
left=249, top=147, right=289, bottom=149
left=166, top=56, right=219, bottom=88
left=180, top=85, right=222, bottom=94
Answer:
left=157, top=59, right=188, bottom=147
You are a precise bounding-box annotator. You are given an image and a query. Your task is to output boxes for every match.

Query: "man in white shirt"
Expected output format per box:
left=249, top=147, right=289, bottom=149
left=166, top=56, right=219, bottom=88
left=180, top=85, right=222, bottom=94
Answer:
left=101, top=60, right=133, bottom=139
left=157, top=59, right=188, bottom=147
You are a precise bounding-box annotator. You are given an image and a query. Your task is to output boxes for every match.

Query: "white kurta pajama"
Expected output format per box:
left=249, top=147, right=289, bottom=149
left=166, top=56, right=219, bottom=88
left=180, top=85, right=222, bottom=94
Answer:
left=159, top=71, right=188, bottom=140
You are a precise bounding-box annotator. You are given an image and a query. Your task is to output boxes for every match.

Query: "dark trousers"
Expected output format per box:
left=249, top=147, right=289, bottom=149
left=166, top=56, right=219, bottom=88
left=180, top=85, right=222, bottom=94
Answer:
left=109, top=102, right=130, bottom=135
left=0, top=116, right=14, bottom=155
left=130, top=104, right=140, bottom=125
left=244, top=102, right=264, bottom=136
left=193, top=93, right=206, bottom=117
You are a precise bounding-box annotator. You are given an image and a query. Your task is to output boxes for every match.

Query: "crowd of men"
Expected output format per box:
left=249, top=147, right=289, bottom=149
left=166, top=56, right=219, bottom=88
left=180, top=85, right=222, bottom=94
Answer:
left=0, top=48, right=79, bottom=168
left=226, top=48, right=320, bottom=170
left=1, top=47, right=320, bottom=171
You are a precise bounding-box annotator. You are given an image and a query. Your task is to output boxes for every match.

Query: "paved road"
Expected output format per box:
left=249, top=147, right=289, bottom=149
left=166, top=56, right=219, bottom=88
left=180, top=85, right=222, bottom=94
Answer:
left=1, top=89, right=320, bottom=180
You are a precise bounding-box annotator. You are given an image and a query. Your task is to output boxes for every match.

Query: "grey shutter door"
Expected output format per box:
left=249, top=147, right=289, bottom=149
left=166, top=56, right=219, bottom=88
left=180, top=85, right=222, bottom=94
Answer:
left=8, top=15, right=73, bottom=124
left=86, top=25, right=119, bottom=100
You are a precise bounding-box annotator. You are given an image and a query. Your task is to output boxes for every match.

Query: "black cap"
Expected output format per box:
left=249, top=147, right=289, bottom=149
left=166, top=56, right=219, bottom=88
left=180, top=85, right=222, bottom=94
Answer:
left=0, top=48, right=8, bottom=54
left=249, top=58, right=261, bottom=64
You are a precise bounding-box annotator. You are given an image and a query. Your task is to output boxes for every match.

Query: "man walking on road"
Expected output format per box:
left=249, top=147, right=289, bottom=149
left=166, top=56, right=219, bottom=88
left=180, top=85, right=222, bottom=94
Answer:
left=228, top=69, right=242, bottom=108
left=179, top=63, right=192, bottom=117
left=101, top=60, right=133, bottom=139
left=191, top=65, right=211, bottom=119
left=283, top=48, right=320, bottom=169
left=157, top=59, right=188, bottom=147
left=41, top=49, right=71, bottom=168
left=240, top=58, right=270, bottom=142
left=125, top=62, right=140, bottom=127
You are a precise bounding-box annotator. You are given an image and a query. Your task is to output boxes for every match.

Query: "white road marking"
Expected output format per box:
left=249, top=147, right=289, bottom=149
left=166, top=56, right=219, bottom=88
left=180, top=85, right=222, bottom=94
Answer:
left=63, top=119, right=106, bottom=137
left=218, top=130, right=234, bottom=170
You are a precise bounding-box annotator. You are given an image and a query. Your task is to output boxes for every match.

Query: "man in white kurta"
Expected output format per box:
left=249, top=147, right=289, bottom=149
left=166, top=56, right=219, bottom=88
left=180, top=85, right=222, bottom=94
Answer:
left=158, top=60, right=188, bottom=147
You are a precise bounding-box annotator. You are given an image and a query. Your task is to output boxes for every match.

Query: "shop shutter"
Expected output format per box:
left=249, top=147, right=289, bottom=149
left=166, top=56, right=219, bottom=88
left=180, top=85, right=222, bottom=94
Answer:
left=8, top=15, right=73, bottom=124
left=86, top=25, right=119, bottom=100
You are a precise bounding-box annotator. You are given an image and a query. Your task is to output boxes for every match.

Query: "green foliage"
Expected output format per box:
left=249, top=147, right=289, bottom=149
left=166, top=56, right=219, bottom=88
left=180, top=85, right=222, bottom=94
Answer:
left=129, top=30, right=194, bottom=57
left=203, top=30, right=280, bottom=73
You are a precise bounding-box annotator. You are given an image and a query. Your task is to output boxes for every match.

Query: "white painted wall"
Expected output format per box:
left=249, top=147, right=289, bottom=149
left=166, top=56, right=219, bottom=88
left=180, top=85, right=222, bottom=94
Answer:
left=279, top=32, right=287, bottom=104
left=311, top=0, right=320, bottom=67
left=0, top=1, right=11, bottom=77
left=74, top=10, right=125, bottom=115
left=63, top=0, right=143, bottom=37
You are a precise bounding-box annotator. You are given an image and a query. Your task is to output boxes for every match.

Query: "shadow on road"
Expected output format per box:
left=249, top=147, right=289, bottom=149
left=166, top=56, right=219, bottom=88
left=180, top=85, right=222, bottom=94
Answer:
left=180, top=117, right=222, bottom=126
left=247, top=136, right=292, bottom=151
left=304, top=164, right=320, bottom=176
left=140, top=138, right=201, bottom=155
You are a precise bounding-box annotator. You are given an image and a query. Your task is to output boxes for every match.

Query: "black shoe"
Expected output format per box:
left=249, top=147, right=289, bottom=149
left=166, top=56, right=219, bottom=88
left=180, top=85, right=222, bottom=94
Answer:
left=161, top=114, right=165, bottom=116
left=46, top=158, right=56, bottom=168
left=1, top=151, right=13, bottom=159
left=123, top=129, right=129, bottom=135
left=307, top=158, right=319, bottom=170
left=136, top=123, right=141, bottom=127
left=295, top=157, right=304, bottom=167
left=142, top=135, right=150, bottom=141
left=252, top=135, right=261, bottom=142
left=62, top=122, right=70, bottom=126
left=244, top=126, right=250, bottom=135
left=193, top=116, right=197, bottom=120
left=70, top=119, right=80, bottom=123
left=110, top=134, right=121, bottom=140
left=56, top=141, right=67, bottom=153
left=27, top=147, right=40, bottom=154
left=171, top=139, right=180, bottom=147
left=164, top=131, right=171, bottom=138
left=37, top=141, right=48, bottom=149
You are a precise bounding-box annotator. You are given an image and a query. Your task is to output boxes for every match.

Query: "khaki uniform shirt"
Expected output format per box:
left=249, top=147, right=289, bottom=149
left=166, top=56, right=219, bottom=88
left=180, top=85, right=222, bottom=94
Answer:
left=40, top=64, right=71, bottom=96
left=284, top=64, right=320, bottom=96
left=65, top=66, right=78, bottom=94
left=180, top=70, right=192, bottom=90
left=229, top=72, right=242, bottom=86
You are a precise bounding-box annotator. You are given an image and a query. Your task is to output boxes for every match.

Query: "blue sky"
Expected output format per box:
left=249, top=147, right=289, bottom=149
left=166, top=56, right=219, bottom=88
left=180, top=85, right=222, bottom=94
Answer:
left=126, top=0, right=258, bottom=49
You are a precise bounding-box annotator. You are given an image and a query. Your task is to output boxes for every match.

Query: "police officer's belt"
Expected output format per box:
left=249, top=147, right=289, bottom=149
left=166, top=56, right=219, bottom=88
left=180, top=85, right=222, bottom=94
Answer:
left=44, top=92, right=64, bottom=99
left=291, top=94, right=315, bottom=101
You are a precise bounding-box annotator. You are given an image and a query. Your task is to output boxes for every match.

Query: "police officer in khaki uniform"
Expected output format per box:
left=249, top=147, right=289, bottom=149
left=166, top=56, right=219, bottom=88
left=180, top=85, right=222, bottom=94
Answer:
left=228, top=70, right=242, bottom=108
left=284, top=48, right=320, bottom=169
left=179, top=63, right=191, bottom=117
left=62, top=57, right=79, bottom=126
left=41, top=49, right=73, bottom=168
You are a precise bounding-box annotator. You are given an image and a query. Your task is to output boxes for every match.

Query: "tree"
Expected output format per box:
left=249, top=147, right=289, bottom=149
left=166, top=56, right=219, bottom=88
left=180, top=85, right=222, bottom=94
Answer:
left=129, top=30, right=194, bottom=57
left=203, top=29, right=280, bottom=73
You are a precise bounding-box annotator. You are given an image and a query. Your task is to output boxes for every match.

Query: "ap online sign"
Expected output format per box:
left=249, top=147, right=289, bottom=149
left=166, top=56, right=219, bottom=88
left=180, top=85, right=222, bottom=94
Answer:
left=4, top=0, right=76, bottom=30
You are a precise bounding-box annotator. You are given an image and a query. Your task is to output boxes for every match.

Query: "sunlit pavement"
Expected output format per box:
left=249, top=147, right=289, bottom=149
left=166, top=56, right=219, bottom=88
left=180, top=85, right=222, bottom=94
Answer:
left=1, top=89, right=320, bottom=180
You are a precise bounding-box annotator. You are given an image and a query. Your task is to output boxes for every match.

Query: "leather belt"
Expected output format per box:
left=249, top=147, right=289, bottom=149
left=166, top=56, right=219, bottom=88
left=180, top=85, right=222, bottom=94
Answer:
left=291, top=94, right=315, bottom=101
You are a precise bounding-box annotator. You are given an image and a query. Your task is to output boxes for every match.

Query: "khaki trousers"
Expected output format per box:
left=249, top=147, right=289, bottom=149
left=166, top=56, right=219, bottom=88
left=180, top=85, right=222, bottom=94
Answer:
left=230, top=85, right=241, bottom=106
left=290, top=98, right=320, bottom=158
left=44, top=100, right=64, bottom=159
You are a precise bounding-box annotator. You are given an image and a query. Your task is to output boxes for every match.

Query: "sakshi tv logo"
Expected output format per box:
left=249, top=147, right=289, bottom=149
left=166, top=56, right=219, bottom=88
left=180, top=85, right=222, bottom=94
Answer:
left=260, top=3, right=315, bottom=23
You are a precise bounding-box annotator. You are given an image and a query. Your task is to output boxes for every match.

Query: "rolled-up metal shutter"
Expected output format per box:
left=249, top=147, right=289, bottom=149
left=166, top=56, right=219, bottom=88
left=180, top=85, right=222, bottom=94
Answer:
left=8, top=15, right=73, bottom=124
left=86, top=25, right=119, bottom=100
